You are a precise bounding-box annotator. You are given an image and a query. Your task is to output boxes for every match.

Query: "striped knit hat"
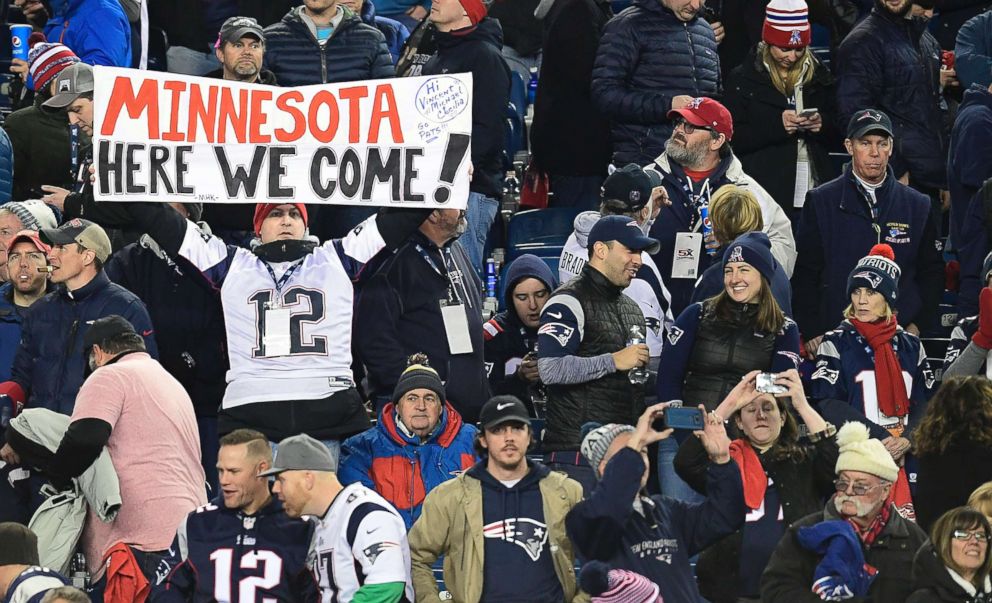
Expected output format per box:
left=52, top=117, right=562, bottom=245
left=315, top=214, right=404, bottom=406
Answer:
left=580, top=561, right=663, bottom=603
left=28, top=42, right=80, bottom=93
left=0, top=200, right=58, bottom=232
left=762, top=0, right=811, bottom=48
left=581, top=423, right=635, bottom=479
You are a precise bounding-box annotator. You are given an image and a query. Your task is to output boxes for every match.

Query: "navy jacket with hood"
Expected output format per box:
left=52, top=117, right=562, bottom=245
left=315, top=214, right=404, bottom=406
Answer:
left=4, top=272, right=157, bottom=416
left=483, top=254, right=557, bottom=405
left=835, top=4, right=946, bottom=189
left=423, top=19, right=511, bottom=200
left=356, top=230, right=491, bottom=423
left=262, top=5, right=395, bottom=87
left=566, top=447, right=746, bottom=603
left=44, top=0, right=131, bottom=67
left=359, top=0, right=410, bottom=63
left=690, top=232, right=793, bottom=317
left=471, top=461, right=565, bottom=602
left=792, top=165, right=944, bottom=339
left=590, top=0, right=720, bottom=165
left=948, top=85, right=992, bottom=256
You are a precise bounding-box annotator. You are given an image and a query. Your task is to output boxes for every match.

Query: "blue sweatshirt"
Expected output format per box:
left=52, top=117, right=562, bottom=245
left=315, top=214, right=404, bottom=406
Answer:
left=566, top=447, right=746, bottom=603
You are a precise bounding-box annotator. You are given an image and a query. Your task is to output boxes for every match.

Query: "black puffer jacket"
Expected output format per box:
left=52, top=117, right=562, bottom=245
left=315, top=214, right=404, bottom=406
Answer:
left=908, top=541, right=992, bottom=603
left=543, top=265, right=645, bottom=451
left=836, top=4, right=946, bottom=188
left=675, top=431, right=839, bottom=603
left=423, top=19, right=511, bottom=199
left=590, top=0, right=721, bottom=165
left=724, top=46, right=839, bottom=218
left=263, top=5, right=395, bottom=87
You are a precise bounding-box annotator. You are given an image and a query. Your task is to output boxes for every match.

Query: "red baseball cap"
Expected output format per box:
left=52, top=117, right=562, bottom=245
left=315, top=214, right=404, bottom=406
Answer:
left=8, top=229, right=51, bottom=255
left=668, top=97, right=734, bottom=141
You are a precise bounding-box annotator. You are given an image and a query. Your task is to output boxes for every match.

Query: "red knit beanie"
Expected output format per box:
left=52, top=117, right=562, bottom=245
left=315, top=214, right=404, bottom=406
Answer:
left=253, top=203, right=309, bottom=235
left=460, top=0, right=488, bottom=26
left=762, top=0, right=811, bottom=48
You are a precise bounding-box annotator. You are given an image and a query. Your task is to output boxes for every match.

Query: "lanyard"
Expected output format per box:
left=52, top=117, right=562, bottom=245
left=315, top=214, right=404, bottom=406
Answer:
left=69, top=124, right=79, bottom=177
left=685, top=178, right=712, bottom=232
left=416, top=244, right=473, bottom=308
left=263, top=260, right=304, bottom=302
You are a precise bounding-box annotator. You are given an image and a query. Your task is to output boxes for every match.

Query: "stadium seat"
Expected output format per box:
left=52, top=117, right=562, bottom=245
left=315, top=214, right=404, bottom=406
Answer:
left=506, top=208, right=581, bottom=262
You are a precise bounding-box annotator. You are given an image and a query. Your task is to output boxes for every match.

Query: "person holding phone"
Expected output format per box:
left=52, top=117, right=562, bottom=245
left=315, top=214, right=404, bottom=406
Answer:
left=566, top=402, right=745, bottom=603
left=674, top=369, right=838, bottom=603
left=722, top=0, right=838, bottom=221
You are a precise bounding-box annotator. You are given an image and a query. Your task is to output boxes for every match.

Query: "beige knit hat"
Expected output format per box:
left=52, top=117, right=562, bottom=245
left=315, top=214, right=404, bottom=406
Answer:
left=834, top=422, right=899, bottom=482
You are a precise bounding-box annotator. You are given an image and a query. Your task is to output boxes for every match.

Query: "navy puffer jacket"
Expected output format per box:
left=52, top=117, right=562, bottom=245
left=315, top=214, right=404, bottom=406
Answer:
left=263, top=5, right=395, bottom=87
left=591, top=0, right=721, bottom=165
left=0, top=128, right=11, bottom=204
left=836, top=5, right=946, bottom=189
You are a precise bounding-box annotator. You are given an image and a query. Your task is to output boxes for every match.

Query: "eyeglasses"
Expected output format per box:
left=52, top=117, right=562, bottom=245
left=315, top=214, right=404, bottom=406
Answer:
left=673, top=116, right=715, bottom=136
left=953, top=530, right=992, bottom=543
left=6, top=251, right=47, bottom=265
left=834, top=479, right=888, bottom=496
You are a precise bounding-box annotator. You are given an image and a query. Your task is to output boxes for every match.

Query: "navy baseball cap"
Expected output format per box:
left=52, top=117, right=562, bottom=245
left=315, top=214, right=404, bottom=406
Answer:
left=587, top=215, right=661, bottom=254
left=601, top=164, right=658, bottom=210
left=846, top=108, right=894, bottom=140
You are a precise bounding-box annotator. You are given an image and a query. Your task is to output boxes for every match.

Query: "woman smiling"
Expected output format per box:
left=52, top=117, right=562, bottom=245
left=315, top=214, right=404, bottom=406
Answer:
left=909, top=507, right=992, bottom=603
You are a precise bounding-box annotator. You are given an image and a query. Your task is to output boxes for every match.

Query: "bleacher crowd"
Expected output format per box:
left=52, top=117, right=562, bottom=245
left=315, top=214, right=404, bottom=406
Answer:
left=4, top=0, right=992, bottom=601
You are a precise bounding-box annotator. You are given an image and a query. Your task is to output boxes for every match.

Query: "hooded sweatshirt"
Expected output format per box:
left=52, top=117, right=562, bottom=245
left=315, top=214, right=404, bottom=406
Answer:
left=559, top=211, right=674, bottom=356
left=469, top=461, right=565, bottom=603
left=483, top=254, right=557, bottom=405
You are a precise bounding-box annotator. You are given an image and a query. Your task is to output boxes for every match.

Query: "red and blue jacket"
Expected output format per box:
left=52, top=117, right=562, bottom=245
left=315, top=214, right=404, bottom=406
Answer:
left=338, top=401, right=478, bottom=529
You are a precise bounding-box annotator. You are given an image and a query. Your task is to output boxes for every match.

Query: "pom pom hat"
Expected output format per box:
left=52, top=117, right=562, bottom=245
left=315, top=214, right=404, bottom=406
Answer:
left=762, top=0, right=811, bottom=48
left=834, top=422, right=900, bottom=482
left=847, top=244, right=901, bottom=306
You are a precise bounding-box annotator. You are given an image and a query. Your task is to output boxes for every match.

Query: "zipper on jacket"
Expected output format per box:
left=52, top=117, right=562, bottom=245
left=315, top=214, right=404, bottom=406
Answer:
left=410, top=452, right=419, bottom=508
left=684, top=23, right=699, bottom=91
left=321, top=46, right=328, bottom=84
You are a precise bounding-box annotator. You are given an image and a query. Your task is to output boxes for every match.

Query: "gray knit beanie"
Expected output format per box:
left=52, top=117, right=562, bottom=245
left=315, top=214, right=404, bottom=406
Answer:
left=0, top=200, right=58, bottom=231
left=581, top=423, right=636, bottom=479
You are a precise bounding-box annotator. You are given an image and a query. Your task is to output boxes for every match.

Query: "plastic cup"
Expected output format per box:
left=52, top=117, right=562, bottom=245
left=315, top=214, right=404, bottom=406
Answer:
left=10, top=24, right=32, bottom=62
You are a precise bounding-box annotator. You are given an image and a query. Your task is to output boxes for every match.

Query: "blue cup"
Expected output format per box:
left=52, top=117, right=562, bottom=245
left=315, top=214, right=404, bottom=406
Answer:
left=10, top=24, right=32, bottom=61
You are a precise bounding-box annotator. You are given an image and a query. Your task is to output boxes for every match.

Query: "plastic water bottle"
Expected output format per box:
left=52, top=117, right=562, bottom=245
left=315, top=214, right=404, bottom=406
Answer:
left=527, top=67, right=539, bottom=105
left=700, top=204, right=717, bottom=256
left=71, top=553, right=90, bottom=589
left=627, top=325, right=649, bottom=385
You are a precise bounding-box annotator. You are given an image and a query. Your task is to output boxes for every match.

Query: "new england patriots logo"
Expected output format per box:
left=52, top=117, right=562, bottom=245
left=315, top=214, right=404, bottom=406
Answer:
left=362, top=541, right=398, bottom=565
left=727, top=246, right=745, bottom=264
left=538, top=322, right=575, bottom=347
left=686, top=97, right=704, bottom=109
left=852, top=270, right=883, bottom=289
left=645, top=316, right=662, bottom=335
left=789, top=30, right=802, bottom=46
left=667, top=325, right=685, bottom=346
left=483, top=518, right=549, bottom=561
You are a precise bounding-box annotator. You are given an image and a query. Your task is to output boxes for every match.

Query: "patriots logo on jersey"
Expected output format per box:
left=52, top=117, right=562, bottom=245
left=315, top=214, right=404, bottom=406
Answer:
left=776, top=350, right=801, bottom=368
left=482, top=518, right=549, bottom=561
left=362, top=541, right=398, bottom=565
left=667, top=325, right=684, bottom=346
left=538, top=322, right=575, bottom=347
left=811, top=364, right=840, bottom=384
left=645, top=316, right=662, bottom=335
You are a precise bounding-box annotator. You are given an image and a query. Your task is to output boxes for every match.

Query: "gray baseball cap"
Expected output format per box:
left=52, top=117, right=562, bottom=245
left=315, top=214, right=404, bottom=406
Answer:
left=258, top=434, right=335, bottom=476
left=43, top=62, right=94, bottom=110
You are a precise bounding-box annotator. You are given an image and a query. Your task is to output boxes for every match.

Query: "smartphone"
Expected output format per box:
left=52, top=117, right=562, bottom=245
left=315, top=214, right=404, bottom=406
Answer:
left=661, top=406, right=706, bottom=431
left=756, top=372, right=788, bottom=394
left=798, top=108, right=818, bottom=118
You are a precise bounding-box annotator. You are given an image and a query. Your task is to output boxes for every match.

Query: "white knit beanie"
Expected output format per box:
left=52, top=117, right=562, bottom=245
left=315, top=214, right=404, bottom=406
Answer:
left=0, top=200, right=58, bottom=231
left=834, top=422, right=899, bottom=482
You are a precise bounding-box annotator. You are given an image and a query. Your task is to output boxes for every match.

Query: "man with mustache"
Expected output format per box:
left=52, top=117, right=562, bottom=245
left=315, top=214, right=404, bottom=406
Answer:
left=645, top=96, right=796, bottom=317
left=761, top=421, right=927, bottom=603
left=409, top=395, right=585, bottom=603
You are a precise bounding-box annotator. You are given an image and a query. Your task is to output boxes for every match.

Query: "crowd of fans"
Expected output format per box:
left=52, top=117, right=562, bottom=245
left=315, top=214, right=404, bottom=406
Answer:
left=4, top=0, right=992, bottom=600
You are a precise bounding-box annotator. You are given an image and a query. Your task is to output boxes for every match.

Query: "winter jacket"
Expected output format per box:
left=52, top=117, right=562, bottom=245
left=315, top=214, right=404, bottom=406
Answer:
left=915, top=439, right=992, bottom=532
left=262, top=5, right=395, bottom=87
left=3, top=95, right=80, bottom=202
left=591, top=0, right=721, bottom=165
left=792, top=165, right=944, bottom=338
left=645, top=152, right=797, bottom=316
left=338, top=401, right=478, bottom=529
left=0, top=128, right=11, bottom=204
left=484, top=254, right=557, bottom=405
left=104, top=235, right=227, bottom=418
left=359, top=0, right=410, bottom=63
left=4, top=272, right=157, bottom=416
left=674, top=431, right=839, bottom=603
left=690, top=236, right=794, bottom=317
left=811, top=320, right=935, bottom=439
left=530, top=0, right=613, bottom=177
left=956, top=11, right=992, bottom=89
left=408, top=460, right=583, bottom=603
left=657, top=299, right=802, bottom=410
left=0, top=284, right=26, bottom=383
left=43, top=0, right=131, bottom=67
left=8, top=408, right=122, bottom=573
left=935, top=0, right=992, bottom=51
left=761, top=500, right=929, bottom=603
left=423, top=19, right=511, bottom=200
left=723, top=46, right=839, bottom=219
left=836, top=5, right=947, bottom=188
left=957, top=186, right=992, bottom=317
left=356, top=230, right=491, bottom=423
left=908, top=541, right=992, bottom=603
left=567, top=447, right=746, bottom=603
left=943, top=315, right=988, bottom=377
left=489, top=0, right=543, bottom=56
left=537, top=264, right=646, bottom=452
left=948, top=85, right=992, bottom=252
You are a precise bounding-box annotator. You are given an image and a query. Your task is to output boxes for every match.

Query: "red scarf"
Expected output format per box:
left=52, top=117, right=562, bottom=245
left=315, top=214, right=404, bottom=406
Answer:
left=850, top=317, right=910, bottom=418
left=729, top=439, right=767, bottom=510
left=848, top=501, right=891, bottom=547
